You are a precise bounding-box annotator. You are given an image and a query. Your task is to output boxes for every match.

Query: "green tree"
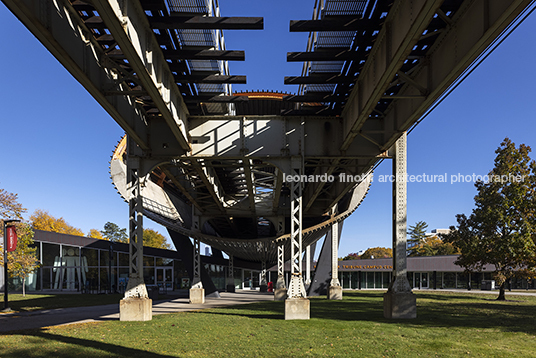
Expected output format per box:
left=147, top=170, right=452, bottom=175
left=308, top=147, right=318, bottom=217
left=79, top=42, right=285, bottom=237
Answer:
left=360, top=247, right=392, bottom=259
left=407, top=221, right=428, bottom=256
left=101, top=222, right=128, bottom=243
left=6, top=224, right=40, bottom=296
left=29, top=209, right=84, bottom=236
left=443, top=138, right=536, bottom=300
left=143, top=228, right=171, bottom=249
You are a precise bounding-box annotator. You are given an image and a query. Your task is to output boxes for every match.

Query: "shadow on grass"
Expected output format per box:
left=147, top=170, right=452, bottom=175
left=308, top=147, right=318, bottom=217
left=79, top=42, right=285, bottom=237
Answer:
left=6, top=294, right=124, bottom=312
left=202, top=291, right=536, bottom=334
left=2, top=329, right=176, bottom=358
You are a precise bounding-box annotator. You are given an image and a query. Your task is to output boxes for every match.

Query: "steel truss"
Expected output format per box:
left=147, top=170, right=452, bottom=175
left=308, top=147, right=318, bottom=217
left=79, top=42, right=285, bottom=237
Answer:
left=124, top=138, right=148, bottom=299
left=287, top=157, right=307, bottom=299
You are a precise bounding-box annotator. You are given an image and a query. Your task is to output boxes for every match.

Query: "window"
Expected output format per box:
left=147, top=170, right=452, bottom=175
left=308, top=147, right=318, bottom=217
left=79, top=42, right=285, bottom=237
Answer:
left=81, top=248, right=98, bottom=266
left=42, top=243, right=60, bottom=266
left=443, top=272, right=456, bottom=288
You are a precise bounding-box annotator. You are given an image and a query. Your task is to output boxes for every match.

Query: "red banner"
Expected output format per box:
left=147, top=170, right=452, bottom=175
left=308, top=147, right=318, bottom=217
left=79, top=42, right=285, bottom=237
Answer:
left=6, top=226, right=18, bottom=252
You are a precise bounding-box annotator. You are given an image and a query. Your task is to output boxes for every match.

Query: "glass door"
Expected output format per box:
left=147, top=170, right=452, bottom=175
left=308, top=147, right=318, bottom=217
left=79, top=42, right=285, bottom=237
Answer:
left=421, top=273, right=429, bottom=289
left=156, top=268, right=173, bottom=292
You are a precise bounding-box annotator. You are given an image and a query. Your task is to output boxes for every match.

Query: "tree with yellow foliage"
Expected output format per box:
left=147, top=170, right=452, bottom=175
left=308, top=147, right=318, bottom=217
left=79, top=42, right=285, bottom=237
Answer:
left=1, top=186, right=26, bottom=231
left=360, top=247, right=392, bottom=259
left=5, top=224, right=40, bottom=296
left=87, top=229, right=107, bottom=240
left=1, top=188, right=39, bottom=296
left=409, top=235, right=459, bottom=257
left=29, top=209, right=84, bottom=236
left=143, top=228, right=171, bottom=250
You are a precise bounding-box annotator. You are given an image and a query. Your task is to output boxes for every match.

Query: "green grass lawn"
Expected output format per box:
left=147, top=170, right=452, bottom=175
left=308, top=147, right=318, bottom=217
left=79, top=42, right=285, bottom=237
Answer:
left=1, top=291, right=535, bottom=357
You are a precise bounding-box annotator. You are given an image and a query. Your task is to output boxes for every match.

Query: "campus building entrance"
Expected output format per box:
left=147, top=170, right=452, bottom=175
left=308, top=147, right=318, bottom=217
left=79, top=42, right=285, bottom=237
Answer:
left=156, top=267, right=173, bottom=292
left=413, top=272, right=429, bottom=289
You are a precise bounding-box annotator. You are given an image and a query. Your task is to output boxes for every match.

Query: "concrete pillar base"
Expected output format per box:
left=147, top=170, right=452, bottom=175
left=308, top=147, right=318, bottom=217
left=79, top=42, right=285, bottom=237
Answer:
left=189, top=288, right=205, bottom=304
left=226, top=284, right=235, bottom=293
left=383, top=290, right=417, bottom=319
left=274, top=288, right=287, bottom=301
left=119, top=297, right=152, bottom=321
left=285, top=298, right=310, bottom=320
left=327, top=285, right=343, bottom=300
left=260, top=284, right=268, bottom=292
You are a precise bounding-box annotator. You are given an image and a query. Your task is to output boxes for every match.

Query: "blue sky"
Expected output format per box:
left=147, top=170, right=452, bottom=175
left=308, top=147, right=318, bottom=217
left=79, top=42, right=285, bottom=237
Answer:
left=1, top=1, right=536, bottom=257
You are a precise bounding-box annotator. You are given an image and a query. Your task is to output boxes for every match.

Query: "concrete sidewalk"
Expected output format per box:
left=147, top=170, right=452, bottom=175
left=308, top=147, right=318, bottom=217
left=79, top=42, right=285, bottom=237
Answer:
left=0, top=290, right=274, bottom=333
left=414, top=288, right=536, bottom=296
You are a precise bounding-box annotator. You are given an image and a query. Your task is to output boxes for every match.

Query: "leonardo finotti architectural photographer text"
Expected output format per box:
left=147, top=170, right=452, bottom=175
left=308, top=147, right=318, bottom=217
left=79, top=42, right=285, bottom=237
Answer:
left=282, top=172, right=526, bottom=185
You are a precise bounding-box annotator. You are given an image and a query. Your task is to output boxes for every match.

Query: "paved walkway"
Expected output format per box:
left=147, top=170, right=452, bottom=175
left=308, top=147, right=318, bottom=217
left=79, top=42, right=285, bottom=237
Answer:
left=415, top=288, right=536, bottom=296
left=2, top=288, right=534, bottom=333
left=0, top=290, right=274, bottom=333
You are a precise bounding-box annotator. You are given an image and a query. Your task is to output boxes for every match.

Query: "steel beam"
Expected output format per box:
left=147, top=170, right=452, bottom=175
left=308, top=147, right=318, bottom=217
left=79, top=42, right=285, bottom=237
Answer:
left=290, top=17, right=375, bottom=32
left=191, top=161, right=227, bottom=213
left=376, top=0, right=535, bottom=152
left=2, top=0, right=151, bottom=149
left=283, top=93, right=340, bottom=103
left=163, top=49, right=245, bottom=61
left=285, top=73, right=356, bottom=84
left=183, top=95, right=249, bottom=103
left=242, top=159, right=257, bottom=215
left=175, top=74, right=247, bottom=84
left=287, top=49, right=360, bottom=62
left=341, top=0, right=444, bottom=151
left=91, top=0, right=190, bottom=152
left=272, top=169, right=283, bottom=213
left=149, top=15, right=263, bottom=30
left=189, top=116, right=379, bottom=159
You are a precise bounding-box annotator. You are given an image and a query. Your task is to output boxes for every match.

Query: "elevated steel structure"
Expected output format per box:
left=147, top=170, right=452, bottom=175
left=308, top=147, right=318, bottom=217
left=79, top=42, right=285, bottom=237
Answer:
left=3, top=0, right=535, bottom=318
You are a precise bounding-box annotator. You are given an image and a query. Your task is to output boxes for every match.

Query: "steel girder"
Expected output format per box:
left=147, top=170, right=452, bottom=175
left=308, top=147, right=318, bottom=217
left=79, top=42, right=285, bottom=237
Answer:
left=2, top=0, right=152, bottom=149
left=187, top=115, right=380, bottom=215
left=90, top=0, right=190, bottom=152
left=341, top=0, right=534, bottom=152
left=138, top=172, right=371, bottom=263
left=305, top=0, right=534, bottom=213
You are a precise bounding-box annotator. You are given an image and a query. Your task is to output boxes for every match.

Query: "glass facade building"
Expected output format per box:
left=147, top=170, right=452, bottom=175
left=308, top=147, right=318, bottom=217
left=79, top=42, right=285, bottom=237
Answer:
left=268, top=255, right=536, bottom=291
left=3, top=230, right=259, bottom=294
left=4, top=231, right=535, bottom=293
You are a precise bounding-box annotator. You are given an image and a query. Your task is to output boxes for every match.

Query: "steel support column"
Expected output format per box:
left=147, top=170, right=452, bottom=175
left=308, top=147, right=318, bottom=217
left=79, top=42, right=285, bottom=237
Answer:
left=120, top=137, right=151, bottom=321
left=226, top=254, right=235, bottom=292
left=124, top=154, right=147, bottom=298
left=190, top=213, right=205, bottom=303
left=305, top=245, right=311, bottom=286
left=275, top=217, right=287, bottom=300
left=328, top=212, right=343, bottom=300
left=260, top=261, right=268, bottom=292
left=192, top=239, right=202, bottom=288
left=285, top=157, right=309, bottom=320
left=189, top=237, right=205, bottom=303
left=384, top=132, right=416, bottom=318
